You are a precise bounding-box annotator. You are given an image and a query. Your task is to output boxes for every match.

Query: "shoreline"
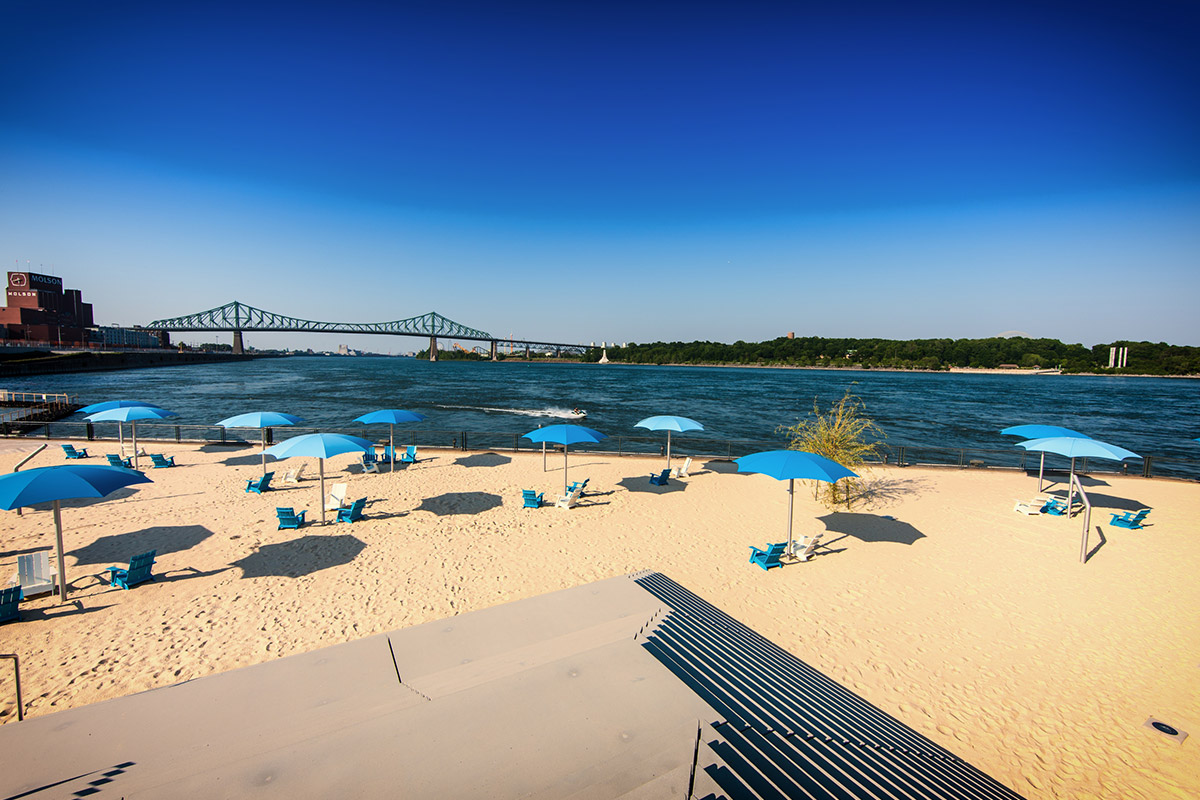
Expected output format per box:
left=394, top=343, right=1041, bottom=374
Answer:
left=586, top=361, right=1200, bottom=378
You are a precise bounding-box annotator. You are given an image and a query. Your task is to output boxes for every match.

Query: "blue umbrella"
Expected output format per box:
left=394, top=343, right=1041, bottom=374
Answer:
left=87, top=406, right=178, bottom=470
left=1001, top=425, right=1091, bottom=490
left=1016, top=436, right=1140, bottom=517
left=353, top=409, right=427, bottom=473
left=0, top=465, right=152, bottom=600
left=216, top=412, right=305, bottom=475
left=522, top=424, right=607, bottom=495
left=635, top=415, right=704, bottom=469
left=79, top=400, right=164, bottom=414
left=265, top=433, right=374, bottom=524
left=735, top=450, right=858, bottom=558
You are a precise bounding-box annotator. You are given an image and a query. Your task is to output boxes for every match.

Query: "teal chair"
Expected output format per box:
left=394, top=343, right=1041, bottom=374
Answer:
left=150, top=453, right=175, bottom=468
left=106, top=550, right=157, bottom=590
left=276, top=507, right=307, bottom=529
left=245, top=472, right=274, bottom=493
left=1042, top=497, right=1069, bottom=516
left=382, top=445, right=397, bottom=463
left=61, top=444, right=89, bottom=459
left=337, top=497, right=366, bottom=523
left=566, top=478, right=589, bottom=496
left=649, top=469, right=670, bottom=486
left=1109, top=508, right=1150, bottom=529
left=522, top=490, right=544, bottom=508
left=106, top=453, right=133, bottom=468
left=399, top=446, right=418, bottom=464
left=748, top=542, right=787, bottom=571
left=0, top=586, right=21, bottom=623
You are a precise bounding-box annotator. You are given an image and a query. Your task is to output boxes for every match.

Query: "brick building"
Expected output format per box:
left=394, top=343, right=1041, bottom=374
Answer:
left=0, top=271, right=95, bottom=344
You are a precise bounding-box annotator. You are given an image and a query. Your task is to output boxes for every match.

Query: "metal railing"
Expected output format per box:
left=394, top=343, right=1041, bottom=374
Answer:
left=4, top=421, right=1199, bottom=481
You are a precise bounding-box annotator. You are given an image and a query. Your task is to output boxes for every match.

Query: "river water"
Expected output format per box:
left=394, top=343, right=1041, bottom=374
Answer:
left=6, top=357, right=1199, bottom=478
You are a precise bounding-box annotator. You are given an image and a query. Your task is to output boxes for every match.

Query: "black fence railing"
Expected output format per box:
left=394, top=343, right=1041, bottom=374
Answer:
left=6, top=421, right=1199, bottom=482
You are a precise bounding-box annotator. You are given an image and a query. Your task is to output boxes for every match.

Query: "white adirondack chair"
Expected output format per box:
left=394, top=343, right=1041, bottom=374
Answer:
left=325, top=482, right=349, bottom=511
left=556, top=485, right=583, bottom=509
left=671, top=456, right=694, bottom=479
left=282, top=463, right=307, bottom=484
left=792, top=535, right=823, bottom=563
left=12, top=551, right=56, bottom=597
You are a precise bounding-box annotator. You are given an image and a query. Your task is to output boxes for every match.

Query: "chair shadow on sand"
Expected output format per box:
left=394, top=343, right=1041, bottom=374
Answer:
left=817, top=512, right=926, bottom=545
left=69, top=525, right=216, bottom=566
left=454, top=453, right=512, bottom=468
left=416, top=492, right=503, bottom=516
left=232, top=535, right=367, bottom=579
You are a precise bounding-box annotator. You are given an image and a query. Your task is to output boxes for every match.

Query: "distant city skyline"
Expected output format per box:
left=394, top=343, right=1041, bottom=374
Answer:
left=3, top=0, right=1198, bottom=351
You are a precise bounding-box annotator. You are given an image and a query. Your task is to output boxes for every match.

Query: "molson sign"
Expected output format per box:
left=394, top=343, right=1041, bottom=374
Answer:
left=9, top=272, right=63, bottom=290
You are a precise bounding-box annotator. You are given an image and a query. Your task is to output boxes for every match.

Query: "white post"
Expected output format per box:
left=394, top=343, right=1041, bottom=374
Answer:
left=319, top=459, right=327, bottom=525
left=786, top=478, right=795, bottom=557
left=53, top=500, right=68, bottom=600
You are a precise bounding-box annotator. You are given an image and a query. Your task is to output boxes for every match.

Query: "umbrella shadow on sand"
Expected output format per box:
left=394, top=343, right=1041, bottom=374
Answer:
left=616, top=476, right=687, bottom=495
left=69, top=525, right=216, bottom=566
left=416, top=492, right=503, bottom=516
left=817, top=513, right=926, bottom=546
left=702, top=460, right=740, bottom=475
left=454, top=453, right=512, bottom=468
left=232, top=534, right=366, bottom=579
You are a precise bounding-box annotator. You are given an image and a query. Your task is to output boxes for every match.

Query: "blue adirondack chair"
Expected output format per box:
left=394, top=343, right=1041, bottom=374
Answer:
left=382, top=445, right=397, bottom=463
left=106, top=550, right=157, bottom=590
left=399, top=446, right=418, bottom=464
left=61, top=443, right=89, bottom=459
left=106, top=453, right=133, bottom=469
left=245, top=472, right=274, bottom=493
left=1041, top=497, right=1069, bottom=516
left=522, top=489, right=544, bottom=508
left=566, top=478, right=589, bottom=496
left=150, top=453, right=175, bottom=468
left=337, top=497, right=366, bottom=523
left=0, top=586, right=21, bottom=623
left=1109, top=508, right=1150, bottom=529
left=649, top=469, right=670, bottom=486
left=276, top=507, right=307, bottom=529
left=749, top=542, right=787, bottom=571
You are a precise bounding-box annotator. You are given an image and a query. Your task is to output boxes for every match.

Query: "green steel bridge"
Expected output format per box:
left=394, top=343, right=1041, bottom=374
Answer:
left=148, top=301, right=590, bottom=360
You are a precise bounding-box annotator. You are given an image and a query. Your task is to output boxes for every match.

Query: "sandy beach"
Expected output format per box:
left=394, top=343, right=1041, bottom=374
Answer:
left=2, top=441, right=1198, bottom=799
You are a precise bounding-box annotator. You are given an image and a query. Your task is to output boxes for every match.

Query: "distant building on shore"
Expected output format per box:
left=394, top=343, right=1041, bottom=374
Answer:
left=0, top=270, right=167, bottom=348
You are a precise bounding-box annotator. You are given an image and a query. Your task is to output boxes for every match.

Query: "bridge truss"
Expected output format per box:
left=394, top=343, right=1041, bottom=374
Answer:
left=147, top=301, right=589, bottom=356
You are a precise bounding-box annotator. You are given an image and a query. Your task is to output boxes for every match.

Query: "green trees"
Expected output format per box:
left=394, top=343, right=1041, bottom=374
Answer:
left=780, top=390, right=885, bottom=509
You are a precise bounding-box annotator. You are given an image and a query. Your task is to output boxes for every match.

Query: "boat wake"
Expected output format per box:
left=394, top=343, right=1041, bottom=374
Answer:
left=435, top=404, right=586, bottom=419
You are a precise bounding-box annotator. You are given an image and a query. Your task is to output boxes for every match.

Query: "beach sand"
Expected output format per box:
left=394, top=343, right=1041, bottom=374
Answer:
left=2, top=442, right=1198, bottom=799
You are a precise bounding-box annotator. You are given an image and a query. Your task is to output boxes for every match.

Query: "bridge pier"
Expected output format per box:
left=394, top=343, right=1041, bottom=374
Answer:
left=525, top=344, right=531, bottom=359
left=429, top=336, right=438, bottom=362
left=490, top=340, right=498, bottom=361
left=232, top=330, right=244, bottom=355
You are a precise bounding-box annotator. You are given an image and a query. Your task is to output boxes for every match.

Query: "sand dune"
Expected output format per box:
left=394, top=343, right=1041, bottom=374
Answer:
left=2, top=441, right=1198, bottom=798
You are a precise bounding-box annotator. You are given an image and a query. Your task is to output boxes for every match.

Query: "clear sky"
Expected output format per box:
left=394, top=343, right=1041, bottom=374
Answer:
left=2, top=0, right=1198, bottom=352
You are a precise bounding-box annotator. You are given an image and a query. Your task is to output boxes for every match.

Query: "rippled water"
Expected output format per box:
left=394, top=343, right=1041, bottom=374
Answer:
left=7, top=357, right=1200, bottom=476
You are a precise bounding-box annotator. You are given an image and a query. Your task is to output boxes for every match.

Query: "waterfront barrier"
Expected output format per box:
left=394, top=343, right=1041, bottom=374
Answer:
left=6, top=420, right=1199, bottom=482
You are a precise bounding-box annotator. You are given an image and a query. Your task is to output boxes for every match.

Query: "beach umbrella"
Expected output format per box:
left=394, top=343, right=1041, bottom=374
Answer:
left=216, top=412, right=304, bottom=475
left=79, top=400, right=165, bottom=450
left=0, top=464, right=152, bottom=600
left=634, top=415, right=704, bottom=469
left=735, top=450, right=858, bottom=559
left=522, top=424, right=607, bottom=495
left=86, top=406, right=178, bottom=470
left=264, top=433, right=373, bottom=524
left=1016, top=436, right=1140, bottom=516
left=353, top=409, right=427, bottom=473
left=1001, top=425, right=1091, bottom=491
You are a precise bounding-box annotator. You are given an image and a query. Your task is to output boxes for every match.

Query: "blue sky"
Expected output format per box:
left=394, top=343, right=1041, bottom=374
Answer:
left=2, top=0, right=1198, bottom=352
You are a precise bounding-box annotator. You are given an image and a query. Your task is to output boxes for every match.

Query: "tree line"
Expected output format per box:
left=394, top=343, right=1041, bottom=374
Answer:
left=580, top=336, right=1200, bottom=375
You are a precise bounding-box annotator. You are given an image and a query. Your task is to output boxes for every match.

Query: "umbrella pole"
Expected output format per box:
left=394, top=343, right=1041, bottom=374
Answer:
left=118, top=422, right=124, bottom=452
left=390, top=424, right=395, bottom=474
left=261, top=429, right=268, bottom=476
left=1038, top=452, right=1046, bottom=492
left=1067, top=458, right=1076, bottom=517
left=53, top=500, right=68, bottom=600
left=666, top=431, right=672, bottom=470
left=131, top=421, right=139, bottom=471
left=564, top=445, right=569, bottom=496
left=786, top=478, right=795, bottom=558
left=320, top=459, right=326, bottom=525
